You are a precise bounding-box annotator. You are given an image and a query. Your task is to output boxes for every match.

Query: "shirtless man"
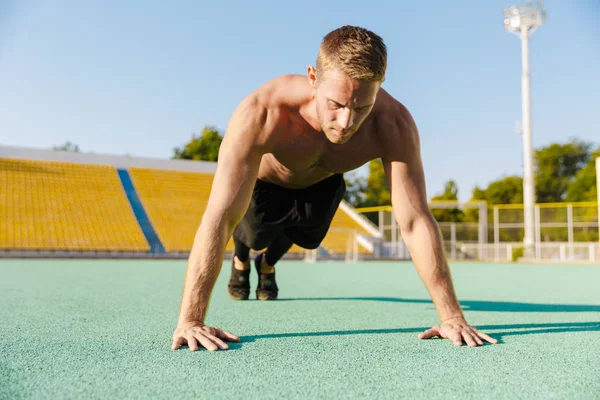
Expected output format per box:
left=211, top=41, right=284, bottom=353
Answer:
left=171, top=25, right=498, bottom=352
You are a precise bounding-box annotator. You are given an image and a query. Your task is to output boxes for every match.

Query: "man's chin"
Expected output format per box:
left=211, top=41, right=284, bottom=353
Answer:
left=325, top=130, right=351, bottom=144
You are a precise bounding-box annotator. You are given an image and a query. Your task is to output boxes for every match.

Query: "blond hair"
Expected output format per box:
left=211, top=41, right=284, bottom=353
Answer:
left=316, top=25, right=387, bottom=82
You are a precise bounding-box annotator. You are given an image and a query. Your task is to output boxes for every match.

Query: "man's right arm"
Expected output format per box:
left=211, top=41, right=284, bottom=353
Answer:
left=172, top=97, right=271, bottom=351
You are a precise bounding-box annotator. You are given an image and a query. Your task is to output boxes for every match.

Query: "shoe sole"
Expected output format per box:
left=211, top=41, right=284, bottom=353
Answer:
left=228, top=292, right=250, bottom=301
left=256, top=292, right=277, bottom=301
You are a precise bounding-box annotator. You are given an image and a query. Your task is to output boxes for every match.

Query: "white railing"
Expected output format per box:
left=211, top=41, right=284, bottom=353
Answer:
left=460, top=242, right=600, bottom=263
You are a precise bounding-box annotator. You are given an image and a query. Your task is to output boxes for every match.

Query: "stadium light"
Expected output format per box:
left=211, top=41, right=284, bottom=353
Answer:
left=503, top=1, right=547, bottom=260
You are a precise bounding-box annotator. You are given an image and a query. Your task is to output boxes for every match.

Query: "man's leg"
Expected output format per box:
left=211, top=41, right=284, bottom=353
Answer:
left=227, top=236, right=253, bottom=300
left=227, top=179, right=277, bottom=300
left=255, top=235, right=293, bottom=300
left=233, top=236, right=251, bottom=270
left=260, top=235, right=294, bottom=272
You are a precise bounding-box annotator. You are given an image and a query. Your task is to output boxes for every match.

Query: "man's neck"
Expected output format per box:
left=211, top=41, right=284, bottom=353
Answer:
left=297, top=95, right=322, bottom=133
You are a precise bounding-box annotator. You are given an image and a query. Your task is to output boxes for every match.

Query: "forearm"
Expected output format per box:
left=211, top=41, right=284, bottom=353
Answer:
left=401, top=215, right=464, bottom=322
left=176, top=216, right=232, bottom=327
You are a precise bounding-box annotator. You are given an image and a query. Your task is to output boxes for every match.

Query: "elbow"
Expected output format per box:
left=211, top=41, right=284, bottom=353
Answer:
left=399, top=218, right=416, bottom=236
left=399, top=213, right=437, bottom=240
left=399, top=215, right=420, bottom=237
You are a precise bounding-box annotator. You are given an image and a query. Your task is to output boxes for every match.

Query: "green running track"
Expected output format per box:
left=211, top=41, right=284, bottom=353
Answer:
left=1, top=259, right=599, bottom=399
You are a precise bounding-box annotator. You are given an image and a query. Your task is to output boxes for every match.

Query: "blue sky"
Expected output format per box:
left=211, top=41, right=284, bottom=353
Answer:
left=1, top=0, right=598, bottom=201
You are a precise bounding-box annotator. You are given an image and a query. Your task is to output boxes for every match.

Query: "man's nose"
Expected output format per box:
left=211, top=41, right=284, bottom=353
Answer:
left=338, top=108, right=354, bottom=130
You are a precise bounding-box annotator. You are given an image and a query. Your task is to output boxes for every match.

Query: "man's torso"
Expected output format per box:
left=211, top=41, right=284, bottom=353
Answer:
left=243, top=74, right=404, bottom=189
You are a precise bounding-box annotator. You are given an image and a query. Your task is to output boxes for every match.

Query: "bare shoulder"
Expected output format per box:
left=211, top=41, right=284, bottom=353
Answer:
left=225, top=74, right=302, bottom=148
left=371, top=88, right=420, bottom=160
left=251, top=74, right=307, bottom=112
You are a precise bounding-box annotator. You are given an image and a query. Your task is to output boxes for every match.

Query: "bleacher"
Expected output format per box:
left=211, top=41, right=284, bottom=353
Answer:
left=0, top=150, right=376, bottom=258
left=322, top=208, right=374, bottom=254
left=128, top=167, right=231, bottom=252
left=128, top=167, right=306, bottom=255
left=0, top=158, right=149, bottom=251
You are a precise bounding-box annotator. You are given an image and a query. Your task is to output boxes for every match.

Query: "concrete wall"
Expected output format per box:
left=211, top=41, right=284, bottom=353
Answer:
left=0, top=145, right=218, bottom=173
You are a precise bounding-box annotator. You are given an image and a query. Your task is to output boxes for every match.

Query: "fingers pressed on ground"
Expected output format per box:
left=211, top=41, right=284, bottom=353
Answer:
left=418, top=328, right=438, bottom=340
left=201, top=332, right=229, bottom=350
left=450, top=331, right=463, bottom=346
left=185, top=334, right=199, bottom=351
left=463, top=332, right=478, bottom=347
left=194, top=334, right=219, bottom=352
left=171, top=337, right=185, bottom=350
left=477, top=331, right=499, bottom=344
left=470, top=331, right=484, bottom=346
left=216, top=329, right=240, bottom=342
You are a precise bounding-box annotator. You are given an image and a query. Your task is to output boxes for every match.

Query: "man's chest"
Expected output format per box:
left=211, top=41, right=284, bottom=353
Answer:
left=271, top=129, right=382, bottom=174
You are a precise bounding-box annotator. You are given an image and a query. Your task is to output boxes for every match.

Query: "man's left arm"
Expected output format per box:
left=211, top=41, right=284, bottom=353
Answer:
left=381, top=104, right=497, bottom=347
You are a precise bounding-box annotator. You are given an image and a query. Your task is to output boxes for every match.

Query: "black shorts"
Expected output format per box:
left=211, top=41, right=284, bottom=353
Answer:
left=233, top=174, right=346, bottom=250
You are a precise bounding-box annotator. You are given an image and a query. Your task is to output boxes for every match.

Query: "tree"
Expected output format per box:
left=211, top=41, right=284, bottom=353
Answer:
left=173, top=126, right=223, bottom=161
left=467, top=139, right=595, bottom=205
left=566, top=146, right=600, bottom=202
left=565, top=146, right=600, bottom=242
left=360, top=159, right=390, bottom=207
left=535, top=139, right=592, bottom=202
left=343, top=159, right=390, bottom=208
left=430, top=180, right=464, bottom=222
left=343, top=171, right=368, bottom=206
left=53, top=141, right=80, bottom=152
left=342, top=159, right=390, bottom=225
left=471, top=176, right=524, bottom=205
left=467, top=176, right=524, bottom=242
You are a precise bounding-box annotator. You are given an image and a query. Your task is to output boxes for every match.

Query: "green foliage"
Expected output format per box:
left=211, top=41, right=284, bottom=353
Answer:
left=344, top=159, right=390, bottom=209
left=53, top=141, right=80, bottom=152
left=343, top=171, right=367, bottom=206
left=566, top=146, right=600, bottom=202
left=535, top=139, right=593, bottom=202
left=512, top=246, right=524, bottom=262
left=342, top=160, right=390, bottom=226
left=173, top=126, right=223, bottom=162
left=340, top=136, right=598, bottom=245
left=464, top=176, right=524, bottom=234
left=431, top=180, right=465, bottom=222
left=471, top=176, right=524, bottom=205
left=363, top=159, right=390, bottom=206
left=468, top=139, right=596, bottom=206
left=574, top=228, right=599, bottom=242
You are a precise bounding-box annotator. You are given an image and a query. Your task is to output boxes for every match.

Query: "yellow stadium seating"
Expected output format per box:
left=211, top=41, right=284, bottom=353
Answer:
left=129, top=168, right=372, bottom=256
left=0, top=158, right=374, bottom=256
left=321, top=207, right=373, bottom=254
left=0, top=158, right=149, bottom=251
left=129, top=168, right=308, bottom=255
left=128, top=168, right=221, bottom=253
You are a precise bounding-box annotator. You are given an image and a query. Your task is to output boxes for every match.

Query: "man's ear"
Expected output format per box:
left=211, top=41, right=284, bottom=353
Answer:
left=307, top=65, right=317, bottom=87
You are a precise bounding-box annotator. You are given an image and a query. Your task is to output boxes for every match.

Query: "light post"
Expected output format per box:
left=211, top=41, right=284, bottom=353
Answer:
left=504, top=2, right=547, bottom=260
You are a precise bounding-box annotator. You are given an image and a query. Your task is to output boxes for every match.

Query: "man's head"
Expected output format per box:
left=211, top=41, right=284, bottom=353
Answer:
left=308, top=25, right=387, bottom=144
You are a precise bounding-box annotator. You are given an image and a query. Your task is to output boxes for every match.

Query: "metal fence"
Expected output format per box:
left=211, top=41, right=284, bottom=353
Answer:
left=356, top=201, right=600, bottom=263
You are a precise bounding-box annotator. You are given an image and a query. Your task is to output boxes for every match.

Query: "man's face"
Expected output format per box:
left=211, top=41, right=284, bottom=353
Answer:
left=309, top=67, right=381, bottom=145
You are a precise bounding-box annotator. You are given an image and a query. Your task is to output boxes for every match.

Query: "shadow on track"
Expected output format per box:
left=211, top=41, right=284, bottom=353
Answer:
left=231, top=321, right=600, bottom=348
left=275, top=297, right=600, bottom=313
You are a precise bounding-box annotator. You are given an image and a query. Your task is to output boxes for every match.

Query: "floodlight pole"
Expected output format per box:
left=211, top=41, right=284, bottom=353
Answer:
left=504, top=2, right=547, bottom=260
left=520, top=23, right=535, bottom=261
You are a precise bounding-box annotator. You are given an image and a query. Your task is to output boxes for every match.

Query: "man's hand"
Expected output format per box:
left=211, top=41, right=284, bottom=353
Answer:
left=418, top=317, right=498, bottom=347
left=172, top=323, right=240, bottom=352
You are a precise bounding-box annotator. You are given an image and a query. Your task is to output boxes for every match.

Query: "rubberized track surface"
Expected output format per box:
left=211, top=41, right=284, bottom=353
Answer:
left=1, top=259, right=599, bottom=399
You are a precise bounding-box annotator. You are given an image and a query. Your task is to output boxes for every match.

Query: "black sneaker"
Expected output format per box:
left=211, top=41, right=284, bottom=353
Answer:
left=227, top=258, right=250, bottom=300
left=255, top=253, right=278, bottom=300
